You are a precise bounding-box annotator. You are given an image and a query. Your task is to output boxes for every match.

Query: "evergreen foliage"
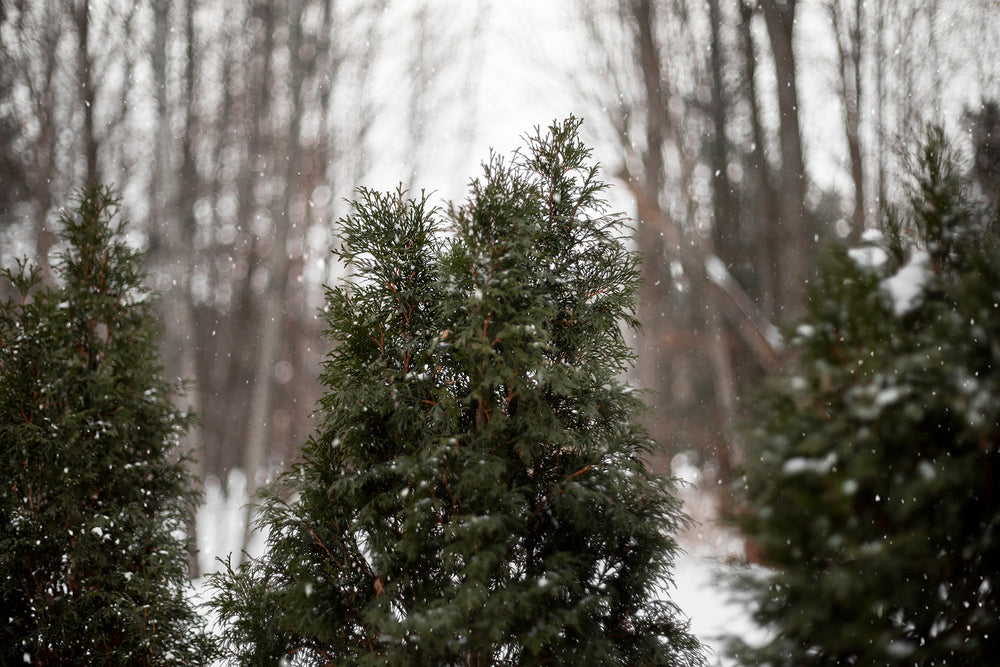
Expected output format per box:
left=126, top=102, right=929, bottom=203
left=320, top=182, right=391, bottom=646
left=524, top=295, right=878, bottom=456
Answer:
left=732, top=127, right=1000, bottom=665
left=0, top=187, right=216, bottom=665
left=211, top=118, right=705, bottom=666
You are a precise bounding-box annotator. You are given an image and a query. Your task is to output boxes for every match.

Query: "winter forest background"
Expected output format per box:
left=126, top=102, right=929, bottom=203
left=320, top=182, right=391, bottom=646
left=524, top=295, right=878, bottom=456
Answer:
left=2, top=0, right=1000, bottom=661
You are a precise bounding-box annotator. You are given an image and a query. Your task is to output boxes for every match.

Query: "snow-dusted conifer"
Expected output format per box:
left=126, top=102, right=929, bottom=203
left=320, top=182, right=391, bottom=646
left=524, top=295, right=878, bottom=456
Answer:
left=211, top=118, right=705, bottom=666
left=0, top=188, right=215, bottom=665
left=732, top=127, right=1000, bottom=665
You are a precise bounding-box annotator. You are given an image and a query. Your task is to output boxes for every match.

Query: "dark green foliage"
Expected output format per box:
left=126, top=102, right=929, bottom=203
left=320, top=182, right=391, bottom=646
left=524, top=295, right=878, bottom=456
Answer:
left=0, top=188, right=216, bottom=665
left=732, top=127, right=1000, bottom=665
left=211, top=118, right=705, bottom=666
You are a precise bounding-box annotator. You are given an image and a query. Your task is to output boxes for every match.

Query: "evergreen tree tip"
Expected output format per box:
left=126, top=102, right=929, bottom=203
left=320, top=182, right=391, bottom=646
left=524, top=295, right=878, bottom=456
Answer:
left=1, top=185, right=216, bottom=665
left=733, top=126, right=1000, bottom=665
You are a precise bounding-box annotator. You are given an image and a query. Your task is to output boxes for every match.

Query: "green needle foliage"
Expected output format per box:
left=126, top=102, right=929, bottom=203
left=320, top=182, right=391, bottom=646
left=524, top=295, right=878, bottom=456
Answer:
left=211, top=118, right=705, bottom=666
left=732, top=127, right=1000, bottom=665
left=0, top=187, right=216, bottom=665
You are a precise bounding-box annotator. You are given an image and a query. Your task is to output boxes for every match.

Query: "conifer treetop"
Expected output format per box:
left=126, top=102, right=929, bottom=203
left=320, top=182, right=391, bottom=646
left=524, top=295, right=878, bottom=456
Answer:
left=0, top=186, right=216, bottom=665
left=211, top=118, right=705, bottom=666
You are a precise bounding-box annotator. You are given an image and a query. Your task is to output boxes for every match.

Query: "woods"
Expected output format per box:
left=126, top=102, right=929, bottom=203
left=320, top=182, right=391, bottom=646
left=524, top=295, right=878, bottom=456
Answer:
left=2, top=1, right=1000, bottom=664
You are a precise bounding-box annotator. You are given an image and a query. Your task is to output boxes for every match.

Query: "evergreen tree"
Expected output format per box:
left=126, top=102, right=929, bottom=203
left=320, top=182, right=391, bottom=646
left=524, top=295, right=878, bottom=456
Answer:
left=211, top=118, right=705, bottom=666
left=0, top=188, right=216, bottom=665
left=731, top=127, right=1000, bottom=665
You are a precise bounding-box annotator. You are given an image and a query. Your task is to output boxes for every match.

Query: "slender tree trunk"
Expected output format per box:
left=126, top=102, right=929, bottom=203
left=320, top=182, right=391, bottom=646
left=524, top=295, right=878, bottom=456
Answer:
left=760, top=0, right=807, bottom=320
left=705, top=288, right=739, bottom=489
left=704, top=0, right=742, bottom=490
left=73, top=0, right=99, bottom=188
left=629, top=0, right=674, bottom=451
left=874, top=2, right=886, bottom=211
left=244, top=0, right=305, bottom=512
left=153, top=0, right=204, bottom=576
left=230, top=0, right=275, bottom=507
left=707, top=0, right=739, bottom=269
left=830, top=0, right=865, bottom=236
left=738, top=0, right=780, bottom=321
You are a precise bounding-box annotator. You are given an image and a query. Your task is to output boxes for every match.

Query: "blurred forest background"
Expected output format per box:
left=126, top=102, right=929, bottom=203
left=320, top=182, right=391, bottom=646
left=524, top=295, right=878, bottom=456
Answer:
left=2, top=0, right=999, bottom=571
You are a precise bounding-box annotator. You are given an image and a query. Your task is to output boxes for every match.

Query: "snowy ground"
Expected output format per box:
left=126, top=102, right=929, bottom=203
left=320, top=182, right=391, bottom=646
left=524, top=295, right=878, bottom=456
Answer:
left=191, top=465, right=761, bottom=665
left=669, top=459, right=767, bottom=666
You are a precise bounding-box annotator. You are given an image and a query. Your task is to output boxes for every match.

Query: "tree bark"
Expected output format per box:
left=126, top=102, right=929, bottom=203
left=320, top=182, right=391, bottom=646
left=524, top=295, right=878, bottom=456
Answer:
left=73, top=0, right=99, bottom=188
left=628, top=0, right=676, bottom=451
left=830, top=0, right=865, bottom=236
left=707, top=0, right=739, bottom=266
left=760, top=0, right=808, bottom=320
left=244, top=0, right=305, bottom=510
left=738, top=0, right=779, bottom=319
left=153, top=0, right=204, bottom=576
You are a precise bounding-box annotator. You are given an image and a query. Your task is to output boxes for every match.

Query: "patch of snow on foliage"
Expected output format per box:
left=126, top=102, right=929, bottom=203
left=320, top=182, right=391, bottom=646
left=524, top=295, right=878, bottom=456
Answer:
left=881, top=250, right=931, bottom=316
left=848, top=245, right=889, bottom=269
left=860, top=228, right=884, bottom=243
left=782, top=452, right=837, bottom=476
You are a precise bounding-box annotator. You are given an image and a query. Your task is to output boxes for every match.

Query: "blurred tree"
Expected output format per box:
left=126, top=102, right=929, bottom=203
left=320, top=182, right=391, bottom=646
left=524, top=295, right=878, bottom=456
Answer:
left=732, top=127, right=1000, bottom=665
left=827, top=0, right=866, bottom=236
left=967, top=100, right=1000, bottom=207
left=571, top=0, right=786, bottom=488
left=565, top=0, right=1000, bottom=494
left=0, top=188, right=215, bottom=665
left=210, top=118, right=705, bottom=666
left=0, top=1, right=142, bottom=274
left=758, top=0, right=809, bottom=317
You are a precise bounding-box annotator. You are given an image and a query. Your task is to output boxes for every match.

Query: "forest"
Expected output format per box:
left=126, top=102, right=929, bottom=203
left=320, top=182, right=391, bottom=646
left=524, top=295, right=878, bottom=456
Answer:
left=2, top=0, right=999, bottom=665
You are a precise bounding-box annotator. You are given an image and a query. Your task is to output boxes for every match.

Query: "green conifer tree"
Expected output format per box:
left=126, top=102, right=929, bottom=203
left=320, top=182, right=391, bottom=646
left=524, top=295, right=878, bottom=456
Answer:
left=211, top=118, right=705, bottom=666
left=732, top=127, right=1000, bottom=665
left=0, top=187, right=216, bottom=665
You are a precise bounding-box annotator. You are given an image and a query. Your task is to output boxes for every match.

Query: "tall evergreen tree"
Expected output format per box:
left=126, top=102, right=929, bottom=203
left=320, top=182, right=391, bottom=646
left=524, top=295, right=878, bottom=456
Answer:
left=731, top=127, right=1000, bottom=665
left=0, top=188, right=216, bottom=665
left=211, top=118, right=705, bottom=666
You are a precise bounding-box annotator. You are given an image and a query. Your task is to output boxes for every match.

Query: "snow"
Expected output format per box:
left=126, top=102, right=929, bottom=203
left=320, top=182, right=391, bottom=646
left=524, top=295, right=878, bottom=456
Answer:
left=881, top=250, right=931, bottom=316
left=848, top=245, right=889, bottom=269
left=669, top=466, right=766, bottom=665
left=782, top=452, right=837, bottom=476
left=861, top=228, right=884, bottom=244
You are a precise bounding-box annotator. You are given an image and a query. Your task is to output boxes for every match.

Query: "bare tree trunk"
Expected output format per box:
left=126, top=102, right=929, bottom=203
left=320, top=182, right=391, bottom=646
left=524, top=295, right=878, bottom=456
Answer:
left=244, top=0, right=306, bottom=513
left=153, top=0, right=204, bottom=576
left=707, top=0, right=738, bottom=266
left=738, top=0, right=779, bottom=319
left=874, top=2, right=886, bottom=211
left=760, top=0, right=808, bottom=321
left=830, top=0, right=865, bottom=236
left=629, top=0, right=674, bottom=452
left=705, top=288, right=739, bottom=490
left=73, top=0, right=99, bottom=188
left=228, top=0, right=276, bottom=504
left=702, top=0, right=743, bottom=490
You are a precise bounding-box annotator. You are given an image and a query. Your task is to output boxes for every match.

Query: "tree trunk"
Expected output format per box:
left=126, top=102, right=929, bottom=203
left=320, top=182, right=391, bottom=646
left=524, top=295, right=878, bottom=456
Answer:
left=707, top=0, right=739, bottom=267
left=73, top=0, right=99, bottom=188
left=760, top=0, right=808, bottom=321
left=244, top=0, right=305, bottom=516
left=738, top=0, right=779, bottom=319
left=629, top=0, right=675, bottom=451
left=153, top=0, right=204, bottom=576
left=830, top=0, right=865, bottom=236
